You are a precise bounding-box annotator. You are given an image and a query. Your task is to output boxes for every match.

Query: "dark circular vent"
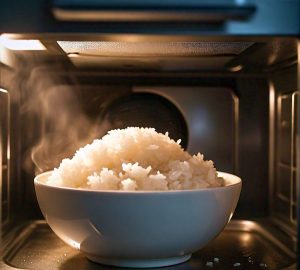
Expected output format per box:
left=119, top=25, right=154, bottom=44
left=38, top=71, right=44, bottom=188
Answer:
left=102, top=92, right=188, bottom=149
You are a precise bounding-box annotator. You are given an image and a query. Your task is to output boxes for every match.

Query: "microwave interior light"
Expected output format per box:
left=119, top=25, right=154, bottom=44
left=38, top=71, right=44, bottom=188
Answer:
left=0, top=35, right=46, bottom=51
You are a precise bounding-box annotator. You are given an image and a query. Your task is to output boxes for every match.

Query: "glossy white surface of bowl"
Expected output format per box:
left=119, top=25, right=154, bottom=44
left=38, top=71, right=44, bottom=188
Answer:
left=34, top=171, right=241, bottom=268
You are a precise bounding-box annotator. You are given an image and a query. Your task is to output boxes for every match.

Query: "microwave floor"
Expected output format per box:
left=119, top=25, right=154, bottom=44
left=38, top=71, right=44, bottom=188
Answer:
left=1, top=220, right=296, bottom=270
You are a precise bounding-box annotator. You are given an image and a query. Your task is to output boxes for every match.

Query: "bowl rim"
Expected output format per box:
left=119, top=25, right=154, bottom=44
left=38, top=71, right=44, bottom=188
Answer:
left=34, top=171, right=242, bottom=195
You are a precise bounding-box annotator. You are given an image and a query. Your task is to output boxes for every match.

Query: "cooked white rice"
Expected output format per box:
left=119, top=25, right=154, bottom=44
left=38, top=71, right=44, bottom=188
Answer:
left=47, top=127, right=223, bottom=191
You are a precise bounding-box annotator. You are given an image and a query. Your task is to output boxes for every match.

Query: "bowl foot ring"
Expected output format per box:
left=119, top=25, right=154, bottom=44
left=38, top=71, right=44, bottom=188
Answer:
left=86, top=254, right=192, bottom=268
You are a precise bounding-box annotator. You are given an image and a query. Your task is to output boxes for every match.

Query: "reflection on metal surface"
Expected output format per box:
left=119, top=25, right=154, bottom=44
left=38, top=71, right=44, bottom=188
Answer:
left=240, top=233, right=251, bottom=244
left=290, top=91, right=299, bottom=224
left=52, top=0, right=256, bottom=23
left=233, top=93, right=239, bottom=174
left=238, top=220, right=257, bottom=231
left=276, top=91, right=299, bottom=226
left=67, top=53, right=80, bottom=58
left=228, top=64, right=243, bottom=72
left=70, top=240, right=81, bottom=250
left=0, top=88, right=8, bottom=94
left=269, top=82, right=275, bottom=213
left=0, top=88, right=10, bottom=227
left=1, top=220, right=295, bottom=270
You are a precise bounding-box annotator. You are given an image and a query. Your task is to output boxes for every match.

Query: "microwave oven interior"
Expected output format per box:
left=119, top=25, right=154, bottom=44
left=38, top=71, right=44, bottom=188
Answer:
left=0, top=35, right=299, bottom=269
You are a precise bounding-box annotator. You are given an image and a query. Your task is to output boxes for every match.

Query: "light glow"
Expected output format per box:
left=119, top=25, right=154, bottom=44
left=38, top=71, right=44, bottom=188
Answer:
left=67, top=53, right=80, bottom=58
left=0, top=35, right=46, bottom=51
left=70, top=240, right=81, bottom=250
left=229, top=65, right=243, bottom=72
left=0, top=88, right=8, bottom=94
left=235, top=0, right=246, bottom=4
left=241, top=233, right=251, bottom=243
left=240, top=220, right=256, bottom=231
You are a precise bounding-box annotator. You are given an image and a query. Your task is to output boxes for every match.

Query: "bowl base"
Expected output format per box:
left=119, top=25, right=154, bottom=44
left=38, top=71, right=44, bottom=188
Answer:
left=86, top=254, right=192, bottom=268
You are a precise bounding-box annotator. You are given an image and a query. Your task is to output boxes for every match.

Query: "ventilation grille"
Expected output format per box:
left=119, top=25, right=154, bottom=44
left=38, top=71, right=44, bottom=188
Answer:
left=57, top=41, right=253, bottom=57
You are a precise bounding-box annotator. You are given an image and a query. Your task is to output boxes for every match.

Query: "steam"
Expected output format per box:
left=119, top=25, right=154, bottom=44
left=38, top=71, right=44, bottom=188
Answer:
left=22, top=64, right=110, bottom=174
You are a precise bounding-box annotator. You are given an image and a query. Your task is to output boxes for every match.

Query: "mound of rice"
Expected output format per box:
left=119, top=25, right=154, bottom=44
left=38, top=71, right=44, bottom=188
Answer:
left=47, top=127, right=223, bottom=191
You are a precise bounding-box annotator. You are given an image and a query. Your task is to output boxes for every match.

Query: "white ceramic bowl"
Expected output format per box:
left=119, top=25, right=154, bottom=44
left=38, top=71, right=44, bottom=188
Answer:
left=34, top=171, right=241, bottom=268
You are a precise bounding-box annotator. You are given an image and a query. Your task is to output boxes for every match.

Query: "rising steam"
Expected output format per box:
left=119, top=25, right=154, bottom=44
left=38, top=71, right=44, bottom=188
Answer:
left=22, top=64, right=109, bottom=174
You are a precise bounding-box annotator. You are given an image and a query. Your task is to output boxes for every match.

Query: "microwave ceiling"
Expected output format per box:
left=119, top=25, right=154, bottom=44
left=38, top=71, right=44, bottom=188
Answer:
left=1, top=37, right=297, bottom=73
left=56, top=41, right=253, bottom=70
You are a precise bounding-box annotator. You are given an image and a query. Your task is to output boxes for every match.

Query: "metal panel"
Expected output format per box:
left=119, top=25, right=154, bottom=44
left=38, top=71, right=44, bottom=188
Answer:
left=276, top=92, right=299, bottom=226
left=268, top=65, right=298, bottom=237
left=235, top=78, right=269, bottom=218
left=279, top=95, right=293, bottom=165
left=1, top=220, right=296, bottom=270
left=0, top=89, right=10, bottom=227
left=135, top=86, right=238, bottom=173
